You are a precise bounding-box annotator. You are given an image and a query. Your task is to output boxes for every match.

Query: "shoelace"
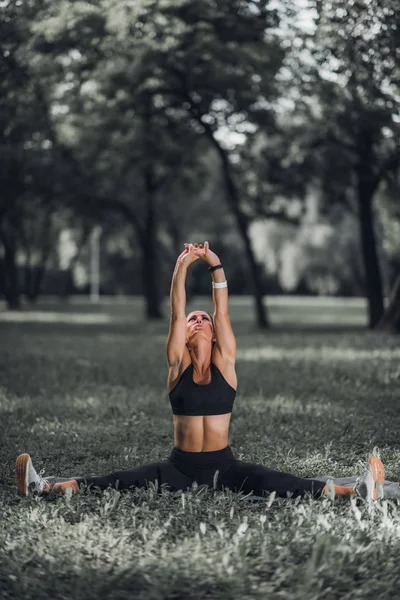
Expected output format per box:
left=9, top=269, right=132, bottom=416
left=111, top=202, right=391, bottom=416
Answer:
left=353, top=476, right=361, bottom=497
left=39, top=468, right=51, bottom=491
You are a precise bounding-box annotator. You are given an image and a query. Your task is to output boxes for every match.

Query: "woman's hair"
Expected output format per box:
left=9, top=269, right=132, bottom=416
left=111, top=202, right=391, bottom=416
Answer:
left=206, top=312, right=216, bottom=346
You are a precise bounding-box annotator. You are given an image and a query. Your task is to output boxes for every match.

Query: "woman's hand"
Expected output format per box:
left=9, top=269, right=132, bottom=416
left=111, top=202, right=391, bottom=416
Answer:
left=190, top=241, right=220, bottom=267
left=176, top=243, right=200, bottom=267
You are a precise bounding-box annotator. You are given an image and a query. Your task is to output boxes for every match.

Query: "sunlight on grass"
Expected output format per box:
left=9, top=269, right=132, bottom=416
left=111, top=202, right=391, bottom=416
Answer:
left=229, top=296, right=367, bottom=307
left=0, top=311, right=116, bottom=324
left=248, top=393, right=341, bottom=417
left=237, top=346, right=400, bottom=362
left=68, top=395, right=103, bottom=409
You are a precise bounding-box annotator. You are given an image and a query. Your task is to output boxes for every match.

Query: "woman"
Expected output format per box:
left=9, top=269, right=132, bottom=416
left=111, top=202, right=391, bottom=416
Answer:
left=16, top=242, right=385, bottom=502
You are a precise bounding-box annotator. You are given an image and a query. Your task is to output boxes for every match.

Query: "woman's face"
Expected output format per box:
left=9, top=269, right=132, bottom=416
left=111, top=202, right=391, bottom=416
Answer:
left=186, top=311, right=214, bottom=345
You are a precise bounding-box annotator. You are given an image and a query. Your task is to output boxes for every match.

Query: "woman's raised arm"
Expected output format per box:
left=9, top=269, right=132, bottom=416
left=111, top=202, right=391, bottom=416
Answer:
left=166, top=245, right=198, bottom=368
left=193, top=242, right=236, bottom=362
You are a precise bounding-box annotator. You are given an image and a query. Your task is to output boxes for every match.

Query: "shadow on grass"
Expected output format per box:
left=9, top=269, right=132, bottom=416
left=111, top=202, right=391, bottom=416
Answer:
left=0, top=560, right=248, bottom=600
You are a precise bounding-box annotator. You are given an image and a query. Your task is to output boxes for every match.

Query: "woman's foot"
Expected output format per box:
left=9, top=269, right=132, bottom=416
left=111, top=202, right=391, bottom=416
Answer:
left=16, top=454, right=79, bottom=496
left=323, top=479, right=353, bottom=501
left=16, top=454, right=51, bottom=496
left=355, top=451, right=385, bottom=502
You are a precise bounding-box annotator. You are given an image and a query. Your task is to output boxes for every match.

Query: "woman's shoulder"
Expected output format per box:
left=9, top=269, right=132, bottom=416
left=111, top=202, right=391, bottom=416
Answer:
left=211, top=350, right=237, bottom=391
left=167, top=359, right=192, bottom=394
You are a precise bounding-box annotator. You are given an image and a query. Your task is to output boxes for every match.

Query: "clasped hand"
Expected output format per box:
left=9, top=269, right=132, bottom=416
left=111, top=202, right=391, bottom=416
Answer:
left=177, top=242, right=219, bottom=267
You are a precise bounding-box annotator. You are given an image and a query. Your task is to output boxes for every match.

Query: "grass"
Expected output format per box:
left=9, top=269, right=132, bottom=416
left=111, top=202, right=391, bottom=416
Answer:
left=1, top=296, right=400, bottom=600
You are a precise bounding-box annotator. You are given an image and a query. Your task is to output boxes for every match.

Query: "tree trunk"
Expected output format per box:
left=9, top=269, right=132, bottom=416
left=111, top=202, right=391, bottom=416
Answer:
left=59, top=267, right=75, bottom=301
left=24, top=264, right=32, bottom=300
left=356, top=180, right=384, bottom=329
left=1, top=236, right=21, bottom=309
left=141, top=169, right=163, bottom=320
left=165, top=214, right=182, bottom=260
left=376, top=273, right=400, bottom=333
left=26, top=209, right=53, bottom=303
left=142, top=241, right=163, bottom=319
left=214, top=143, right=269, bottom=328
left=100, top=195, right=163, bottom=319
left=186, top=102, right=269, bottom=328
left=0, top=256, right=5, bottom=299
left=27, top=264, right=47, bottom=303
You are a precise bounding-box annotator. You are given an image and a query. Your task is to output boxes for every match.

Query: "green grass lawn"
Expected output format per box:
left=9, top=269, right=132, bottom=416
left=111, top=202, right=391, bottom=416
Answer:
left=1, top=296, right=400, bottom=599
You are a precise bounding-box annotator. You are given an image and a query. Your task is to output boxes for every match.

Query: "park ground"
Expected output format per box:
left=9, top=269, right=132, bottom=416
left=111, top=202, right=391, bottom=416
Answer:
left=1, top=296, right=400, bottom=600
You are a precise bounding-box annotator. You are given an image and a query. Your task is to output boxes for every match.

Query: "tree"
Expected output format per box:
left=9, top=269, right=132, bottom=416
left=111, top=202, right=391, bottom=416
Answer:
left=145, top=0, right=285, bottom=327
left=300, top=0, right=400, bottom=328
left=376, top=178, right=400, bottom=332
left=30, top=0, right=288, bottom=325
left=29, top=1, right=226, bottom=317
left=0, top=0, right=76, bottom=308
left=0, top=2, right=117, bottom=307
left=378, top=274, right=400, bottom=333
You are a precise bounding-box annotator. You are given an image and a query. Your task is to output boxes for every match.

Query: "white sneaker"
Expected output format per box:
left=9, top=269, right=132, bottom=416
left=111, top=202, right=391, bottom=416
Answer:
left=16, top=454, right=50, bottom=496
left=354, top=453, right=385, bottom=502
left=323, top=478, right=336, bottom=502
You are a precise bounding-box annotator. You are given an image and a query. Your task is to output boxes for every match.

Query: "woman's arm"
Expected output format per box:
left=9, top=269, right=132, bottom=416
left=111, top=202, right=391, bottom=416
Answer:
left=166, top=245, right=198, bottom=368
left=193, top=242, right=236, bottom=362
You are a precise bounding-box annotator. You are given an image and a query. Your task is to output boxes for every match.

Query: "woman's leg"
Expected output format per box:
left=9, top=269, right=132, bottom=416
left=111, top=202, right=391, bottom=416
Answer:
left=73, top=460, right=194, bottom=493
left=311, top=476, right=400, bottom=499
left=216, top=460, right=352, bottom=499
left=16, top=453, right=194, bottom=496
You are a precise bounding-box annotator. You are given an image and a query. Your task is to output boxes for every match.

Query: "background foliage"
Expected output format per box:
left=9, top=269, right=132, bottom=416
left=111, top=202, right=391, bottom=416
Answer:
left=1, top=0, right=399, bottom=329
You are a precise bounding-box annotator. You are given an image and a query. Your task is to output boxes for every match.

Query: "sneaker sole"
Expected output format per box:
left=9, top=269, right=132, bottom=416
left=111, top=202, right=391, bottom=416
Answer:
left=370, top=456, right=385, bottom=501
left=16, top=454, right=30, bottom=496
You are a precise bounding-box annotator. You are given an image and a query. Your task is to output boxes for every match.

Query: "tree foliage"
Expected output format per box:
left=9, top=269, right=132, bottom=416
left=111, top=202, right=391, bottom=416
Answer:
left=27, top=0, right=287, bottom=323
left=1, top=0, right=399, bottom=332
left=286, top=0, right=400, bottom=327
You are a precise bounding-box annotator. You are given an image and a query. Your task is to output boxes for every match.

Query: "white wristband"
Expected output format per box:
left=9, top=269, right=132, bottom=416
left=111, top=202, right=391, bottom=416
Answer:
left=212, top=281, right=228, bottom=289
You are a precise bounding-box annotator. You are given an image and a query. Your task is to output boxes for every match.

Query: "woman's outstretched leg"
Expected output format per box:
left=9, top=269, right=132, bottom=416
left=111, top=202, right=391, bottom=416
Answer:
left=217, top=460, right=329, bottom=499
left=75, top=460, right=194, bottom=493
left=216, top=455, right=385, bottom=501
left=16, top=453, right=194, bottom=496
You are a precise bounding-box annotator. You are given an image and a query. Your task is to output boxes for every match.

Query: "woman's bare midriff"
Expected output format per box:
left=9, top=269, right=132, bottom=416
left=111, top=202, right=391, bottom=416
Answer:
left=173, top=413, right=231, bottom=452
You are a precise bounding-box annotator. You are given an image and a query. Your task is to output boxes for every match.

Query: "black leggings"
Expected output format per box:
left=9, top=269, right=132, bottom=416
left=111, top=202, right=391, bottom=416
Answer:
left=74, top=446, right=326, bottom=499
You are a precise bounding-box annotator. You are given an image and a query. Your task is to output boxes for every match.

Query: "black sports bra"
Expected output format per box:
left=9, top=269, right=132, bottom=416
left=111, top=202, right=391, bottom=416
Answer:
left=169, top=363, right=236, bottom=416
